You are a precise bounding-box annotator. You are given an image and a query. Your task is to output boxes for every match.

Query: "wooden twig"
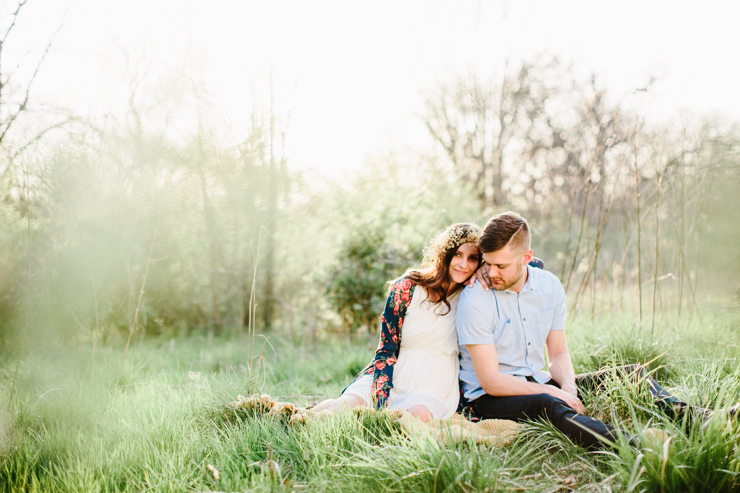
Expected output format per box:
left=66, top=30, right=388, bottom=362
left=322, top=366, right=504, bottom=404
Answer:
left=677, top=145, right=686, bottom=321
left=570, top=190, right=612, bottom=319
left=0, top=22, right=63, bottom=143
left=651, top=169, right=663, bottom=341
left=8, top=159, right=31, bottom=409
left=115, top=179, right=167, bottom=388
left=633, top=130, right=643, bottom=322
left=88, top=250, right=101, bottom=383
left=247, top=227, right=263, bottom=377
left=564, top=181, right=591, bottom=292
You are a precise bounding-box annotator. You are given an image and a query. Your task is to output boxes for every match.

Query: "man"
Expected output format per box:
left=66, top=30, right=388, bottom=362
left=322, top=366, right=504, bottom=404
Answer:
left=456, top=211, right=722, bottom=448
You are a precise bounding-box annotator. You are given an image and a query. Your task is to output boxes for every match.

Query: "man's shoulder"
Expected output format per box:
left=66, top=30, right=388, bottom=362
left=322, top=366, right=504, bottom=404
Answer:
left=459, top=281, right=494, bottom=305
left=457, top=282, right=497, bottom=338
left=458, top=282, right=496, bottom=319
left=530, top=266, right=565, bottom=295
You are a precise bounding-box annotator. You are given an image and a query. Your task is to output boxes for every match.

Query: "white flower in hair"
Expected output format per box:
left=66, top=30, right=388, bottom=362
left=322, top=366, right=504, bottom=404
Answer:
left=422, top=223, right=482, bottom=265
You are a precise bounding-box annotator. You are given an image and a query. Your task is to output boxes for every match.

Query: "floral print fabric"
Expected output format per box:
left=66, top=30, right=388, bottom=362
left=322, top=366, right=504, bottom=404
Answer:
left=348, top=277, right=416, bottom=409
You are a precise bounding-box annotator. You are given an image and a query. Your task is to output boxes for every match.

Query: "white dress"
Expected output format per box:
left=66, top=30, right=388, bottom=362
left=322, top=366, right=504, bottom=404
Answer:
left=343, top=286, right=461, bottom=420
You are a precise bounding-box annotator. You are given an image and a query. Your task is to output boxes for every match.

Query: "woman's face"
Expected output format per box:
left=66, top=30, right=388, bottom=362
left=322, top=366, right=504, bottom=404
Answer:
left=448, top=242, right=480, bottom=284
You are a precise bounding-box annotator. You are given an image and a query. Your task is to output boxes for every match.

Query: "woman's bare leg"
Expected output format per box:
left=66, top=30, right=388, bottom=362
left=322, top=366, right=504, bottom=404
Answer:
left=311, top=398, right=336, bottom=412
left=407, top=404, right=433, bottom=422
left=313, top=394, right=366, bottom=413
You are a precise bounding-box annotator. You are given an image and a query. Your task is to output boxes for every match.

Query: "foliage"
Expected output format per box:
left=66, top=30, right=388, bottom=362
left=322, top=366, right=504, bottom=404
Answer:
left=326, top=224, right=414, bottom=333
left=1, top=56, right=740, bottom=357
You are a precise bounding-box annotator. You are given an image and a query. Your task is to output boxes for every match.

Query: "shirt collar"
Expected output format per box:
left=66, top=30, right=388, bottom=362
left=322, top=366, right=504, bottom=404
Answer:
left=505, top=264, right=537, bottom=294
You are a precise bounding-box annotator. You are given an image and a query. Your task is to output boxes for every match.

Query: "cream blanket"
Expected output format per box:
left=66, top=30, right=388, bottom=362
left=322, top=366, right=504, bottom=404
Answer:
left=231, top=394, right=521, bottom=447
left=396, top=410, right=521, bottom=447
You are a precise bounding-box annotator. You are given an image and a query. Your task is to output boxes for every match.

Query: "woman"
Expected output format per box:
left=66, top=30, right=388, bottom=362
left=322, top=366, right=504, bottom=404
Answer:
left=313, top=223, right=482, bottom=422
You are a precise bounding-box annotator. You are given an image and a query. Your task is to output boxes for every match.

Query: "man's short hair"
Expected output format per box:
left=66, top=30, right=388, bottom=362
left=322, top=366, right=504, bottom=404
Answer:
left=478, top=211, right=531, bottom=254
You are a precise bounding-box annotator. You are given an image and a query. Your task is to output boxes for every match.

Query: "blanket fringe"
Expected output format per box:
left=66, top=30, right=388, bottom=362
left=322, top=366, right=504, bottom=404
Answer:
left=230, top=393, right=521, bottom=446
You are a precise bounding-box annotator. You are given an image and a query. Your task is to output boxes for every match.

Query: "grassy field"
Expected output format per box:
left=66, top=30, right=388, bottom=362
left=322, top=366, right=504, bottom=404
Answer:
left=1, top=305, right=740, bottom=492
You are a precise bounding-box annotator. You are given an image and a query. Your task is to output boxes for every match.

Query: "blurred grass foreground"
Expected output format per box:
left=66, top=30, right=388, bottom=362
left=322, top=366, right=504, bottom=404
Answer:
left=0, top=56, right=739, bottom=491
left=1, top=313, right=740, bottom=492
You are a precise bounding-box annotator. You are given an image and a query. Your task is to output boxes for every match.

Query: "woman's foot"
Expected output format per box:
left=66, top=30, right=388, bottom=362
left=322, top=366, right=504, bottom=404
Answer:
left=407, top=404, right=434, bottom=422
left=312, top=394, right=367, bottom=413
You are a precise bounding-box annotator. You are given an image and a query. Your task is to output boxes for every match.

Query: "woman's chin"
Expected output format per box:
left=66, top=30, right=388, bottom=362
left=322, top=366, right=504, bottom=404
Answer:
left=450, top=274, right=469, bottom=284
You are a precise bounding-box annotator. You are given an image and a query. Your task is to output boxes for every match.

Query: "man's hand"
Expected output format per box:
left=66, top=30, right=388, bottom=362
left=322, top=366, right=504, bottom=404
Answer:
left=467, top=344, right=585, bottom=414
left=549, top=386, right=585, bottom=413
left=465, top=264, right=490, bottom=291
left=560, top=382, right=578, bottom=398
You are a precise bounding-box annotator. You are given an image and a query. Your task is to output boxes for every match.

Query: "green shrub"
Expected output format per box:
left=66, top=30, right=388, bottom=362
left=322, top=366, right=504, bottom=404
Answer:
left=326, top=226, right=414, bottom=333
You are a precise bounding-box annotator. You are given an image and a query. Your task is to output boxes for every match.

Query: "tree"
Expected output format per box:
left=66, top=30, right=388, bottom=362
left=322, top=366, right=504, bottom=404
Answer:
left=423, top=60, right=558, bottom=211
left=0, top=1, right=59, bottom=147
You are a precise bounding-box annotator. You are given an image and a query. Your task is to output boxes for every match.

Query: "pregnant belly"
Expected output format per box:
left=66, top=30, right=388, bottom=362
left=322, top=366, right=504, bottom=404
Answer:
left=391, top=350, right=459, bottom=397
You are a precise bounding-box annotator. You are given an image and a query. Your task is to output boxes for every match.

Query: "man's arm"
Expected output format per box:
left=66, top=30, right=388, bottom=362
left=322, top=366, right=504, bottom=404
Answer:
left=545, top=330, right=578, bottom=399
left=467, top=343, right=585, bottom=413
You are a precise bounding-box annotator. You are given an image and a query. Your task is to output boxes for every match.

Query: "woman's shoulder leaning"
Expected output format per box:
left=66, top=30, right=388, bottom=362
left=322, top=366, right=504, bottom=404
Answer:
left=389, top=276, right=417, bottom=289
left=387, top=277, right=417, bottom=308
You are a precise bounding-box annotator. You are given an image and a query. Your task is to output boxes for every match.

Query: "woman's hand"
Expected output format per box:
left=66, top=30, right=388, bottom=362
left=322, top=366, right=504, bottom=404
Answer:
left=464, top=264, right=491, bottom=291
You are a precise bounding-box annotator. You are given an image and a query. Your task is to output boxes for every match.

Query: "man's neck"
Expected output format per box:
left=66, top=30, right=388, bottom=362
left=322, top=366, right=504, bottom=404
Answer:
left=509, top=265, right=529, bottom=294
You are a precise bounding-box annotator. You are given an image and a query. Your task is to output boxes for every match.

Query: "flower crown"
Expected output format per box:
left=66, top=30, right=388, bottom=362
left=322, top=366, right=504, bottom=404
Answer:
left=422, top=223, right=482, bottom=264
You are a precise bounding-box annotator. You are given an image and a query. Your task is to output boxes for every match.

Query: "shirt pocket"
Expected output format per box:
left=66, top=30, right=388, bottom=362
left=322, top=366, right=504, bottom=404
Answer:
left=529, top=308, right=555, bottom=337
left=493, top=319, right=516, bottom=355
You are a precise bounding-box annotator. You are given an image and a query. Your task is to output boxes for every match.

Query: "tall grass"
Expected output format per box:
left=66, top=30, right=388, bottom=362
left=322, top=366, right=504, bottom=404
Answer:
left=1, top=302, right=739, bottom=492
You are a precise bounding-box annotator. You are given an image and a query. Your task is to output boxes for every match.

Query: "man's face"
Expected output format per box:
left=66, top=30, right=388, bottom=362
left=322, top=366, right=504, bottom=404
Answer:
left=482, top=243, right=533, bottom=292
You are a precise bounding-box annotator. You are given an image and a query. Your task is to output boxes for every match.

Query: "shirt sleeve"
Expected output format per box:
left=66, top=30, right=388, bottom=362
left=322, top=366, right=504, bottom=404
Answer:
left=370, top=278, right=415, bottom=409
left=456, top=283, right=496, bottom=345
left=550, top=281, right=567, bottom=331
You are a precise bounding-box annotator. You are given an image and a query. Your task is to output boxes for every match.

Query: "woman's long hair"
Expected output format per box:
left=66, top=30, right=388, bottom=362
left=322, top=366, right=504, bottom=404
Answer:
left=395, top=223, right=482, bottom=315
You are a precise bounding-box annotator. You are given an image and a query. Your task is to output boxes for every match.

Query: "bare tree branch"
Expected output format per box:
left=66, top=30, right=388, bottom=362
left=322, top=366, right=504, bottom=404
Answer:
left=0, top=1, right=29, bottom=105
left=0, top=21, right=62, bottom=144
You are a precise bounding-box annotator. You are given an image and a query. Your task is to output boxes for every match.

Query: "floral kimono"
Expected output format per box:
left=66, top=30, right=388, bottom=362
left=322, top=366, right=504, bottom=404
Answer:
left=348, top=277, right=416, bottom=409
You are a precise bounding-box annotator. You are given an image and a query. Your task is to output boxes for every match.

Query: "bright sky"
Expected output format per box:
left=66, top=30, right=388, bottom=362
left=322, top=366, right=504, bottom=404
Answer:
left=7, top=0, right=740, bottom=176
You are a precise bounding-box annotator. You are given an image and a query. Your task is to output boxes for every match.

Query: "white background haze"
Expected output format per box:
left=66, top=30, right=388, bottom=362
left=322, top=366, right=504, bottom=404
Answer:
left=7, top=0, right=740, bottom=177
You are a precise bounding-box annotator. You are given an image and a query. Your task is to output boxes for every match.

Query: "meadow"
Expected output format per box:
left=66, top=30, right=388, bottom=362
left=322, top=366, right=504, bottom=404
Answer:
left=2, top=300, right=739, bottom=493
left=1, top=43, right=739, bottom=492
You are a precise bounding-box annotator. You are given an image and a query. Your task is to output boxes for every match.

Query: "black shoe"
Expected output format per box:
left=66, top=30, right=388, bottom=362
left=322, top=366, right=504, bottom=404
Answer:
left=625, top=433, right=640, bottom=448
left=700, top=403, right=740, bottom=429
left=625, top=428, right=669, bottom=448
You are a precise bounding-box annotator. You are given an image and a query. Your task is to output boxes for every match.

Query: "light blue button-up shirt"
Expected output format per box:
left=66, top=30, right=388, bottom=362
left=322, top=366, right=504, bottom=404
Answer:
left=456, top=265, right=567, bottom=401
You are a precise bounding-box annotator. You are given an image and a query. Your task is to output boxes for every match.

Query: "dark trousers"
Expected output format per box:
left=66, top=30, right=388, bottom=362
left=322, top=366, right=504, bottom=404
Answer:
left=470, top=365, right=688, bottom=449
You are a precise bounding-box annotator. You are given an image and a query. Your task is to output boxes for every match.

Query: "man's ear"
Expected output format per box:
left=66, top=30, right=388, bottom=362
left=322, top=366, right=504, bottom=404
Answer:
left=522, top=249, right=533, bottom=264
